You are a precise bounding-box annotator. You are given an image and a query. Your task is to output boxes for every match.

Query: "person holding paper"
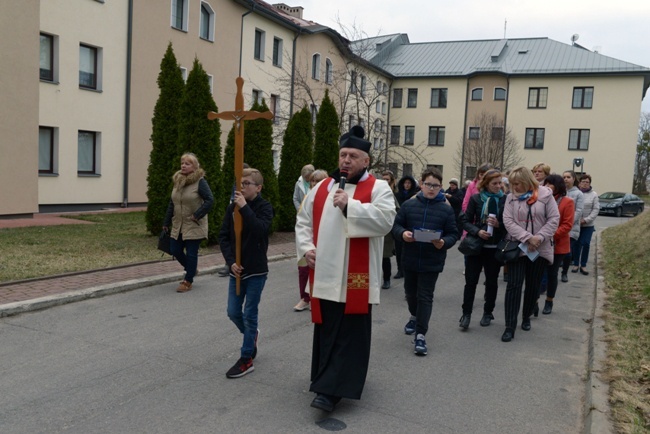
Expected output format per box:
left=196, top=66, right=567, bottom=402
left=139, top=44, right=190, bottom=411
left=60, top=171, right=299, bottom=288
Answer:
left=392, top=168, right=459, bottom=356
left=458, top=170, right=506, bottom=330
left=501, top=167, right=559, bottom=342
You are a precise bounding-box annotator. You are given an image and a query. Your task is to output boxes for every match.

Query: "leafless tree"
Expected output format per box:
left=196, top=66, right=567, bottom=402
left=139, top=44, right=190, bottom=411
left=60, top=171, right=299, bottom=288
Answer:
left=454, top=112, right=523, bottom=178
left=633, top=112, right=650, bottom=194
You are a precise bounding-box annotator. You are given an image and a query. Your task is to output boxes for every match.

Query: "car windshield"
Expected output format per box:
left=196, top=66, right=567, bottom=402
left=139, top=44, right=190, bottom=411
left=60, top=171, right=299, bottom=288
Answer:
left=599, top=192, right=625, bottom=200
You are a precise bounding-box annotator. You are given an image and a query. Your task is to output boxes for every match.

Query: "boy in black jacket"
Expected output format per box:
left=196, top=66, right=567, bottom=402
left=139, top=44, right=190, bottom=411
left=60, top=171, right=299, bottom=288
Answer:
left=219, top=168, right=273, bottom=378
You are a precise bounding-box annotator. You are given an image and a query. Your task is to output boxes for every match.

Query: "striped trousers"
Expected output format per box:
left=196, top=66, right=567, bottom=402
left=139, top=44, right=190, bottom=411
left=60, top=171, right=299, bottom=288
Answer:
left=504, top=256, right=549, bottom=329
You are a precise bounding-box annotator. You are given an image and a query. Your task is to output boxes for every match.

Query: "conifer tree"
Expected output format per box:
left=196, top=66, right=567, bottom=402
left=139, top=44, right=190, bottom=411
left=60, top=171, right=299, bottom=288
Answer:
left=313, top=89, right=340, bottom=174
left=176, top=57, right=224, bottom=243
left=146, top=43, right=184, bottom=235
left=244, top=99, right=280, bottom=231
left=277, top=107, right=313, bottom=230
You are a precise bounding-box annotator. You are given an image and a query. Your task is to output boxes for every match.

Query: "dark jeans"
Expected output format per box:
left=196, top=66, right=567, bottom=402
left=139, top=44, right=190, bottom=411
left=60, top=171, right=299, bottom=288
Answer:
left=298, top=265, right=310, bottom=301
left=504, top=256, right=548, bottom=329
left=394, top=239, right=403, bottom=274
left=462, top=248, right=501, bottom=315
left=169, top=233, right=201, bottom=283
left=573, top=226, right=595, bottom=268
left=545, top=254, right=565, bottom=299
left=382, top=257, right=392, bottom=281
left=404, top=270, right=439, bottom=336
left=561, top=238, right=579, bottom=274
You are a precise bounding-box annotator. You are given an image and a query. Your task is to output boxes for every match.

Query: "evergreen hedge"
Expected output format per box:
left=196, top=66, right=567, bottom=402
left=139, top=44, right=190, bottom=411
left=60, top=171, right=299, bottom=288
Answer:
left=313, top=89, right=340, bottom=174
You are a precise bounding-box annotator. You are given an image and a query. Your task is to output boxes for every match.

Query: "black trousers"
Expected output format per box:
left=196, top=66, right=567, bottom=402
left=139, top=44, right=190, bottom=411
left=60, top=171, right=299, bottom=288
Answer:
left=394, top=239, right=404, bottom=274
left=310, top=300, right=372, bottom=400
left=545, top=253, right=565, bottom=299
left=504, top=256, right=548, bottom=329
left=462, top=247, right=502, bottom=315
left=382, top=257, right=391, bottom=281
left=404, top=270, right=439, bottom=336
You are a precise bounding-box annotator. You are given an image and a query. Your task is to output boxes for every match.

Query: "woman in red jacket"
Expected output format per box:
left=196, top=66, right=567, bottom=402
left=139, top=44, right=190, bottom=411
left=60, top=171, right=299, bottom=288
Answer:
left=541, top=174, right=575, bottom=314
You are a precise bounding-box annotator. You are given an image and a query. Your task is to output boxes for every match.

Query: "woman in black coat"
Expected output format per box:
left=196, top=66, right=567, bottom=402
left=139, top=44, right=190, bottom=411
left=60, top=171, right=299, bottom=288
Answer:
left=458, top=170, right=506, bottom=330
left=393, top=175, right=418, bottom=279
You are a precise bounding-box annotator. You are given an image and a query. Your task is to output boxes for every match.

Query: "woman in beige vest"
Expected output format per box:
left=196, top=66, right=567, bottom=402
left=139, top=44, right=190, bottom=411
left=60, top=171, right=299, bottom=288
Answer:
left=163, top=153, right=214, bottom=292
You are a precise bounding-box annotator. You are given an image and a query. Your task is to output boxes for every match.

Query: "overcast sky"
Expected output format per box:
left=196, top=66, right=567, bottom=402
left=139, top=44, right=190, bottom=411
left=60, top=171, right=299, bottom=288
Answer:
left=297, top=0, right=650, bottom=113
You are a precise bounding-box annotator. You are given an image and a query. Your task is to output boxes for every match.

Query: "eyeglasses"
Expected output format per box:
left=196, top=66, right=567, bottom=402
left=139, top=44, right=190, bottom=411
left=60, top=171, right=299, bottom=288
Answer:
left=241, top=181, right=258, bottom=187
left=422, top=182, right=442, bottom=189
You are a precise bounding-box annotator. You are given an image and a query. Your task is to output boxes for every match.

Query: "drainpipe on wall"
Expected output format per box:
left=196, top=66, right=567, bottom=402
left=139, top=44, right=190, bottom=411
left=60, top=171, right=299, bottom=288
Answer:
left=122, top=0, right=134, bottom=208
left=289, top=30, right=302, bottom=118
left=501, top=76, right=510, bottom=170
left=459, top=79, right=470, bottom=182
left=385, top=81, right=393, bottom=169
left=239, top=4, right=255, bottom=77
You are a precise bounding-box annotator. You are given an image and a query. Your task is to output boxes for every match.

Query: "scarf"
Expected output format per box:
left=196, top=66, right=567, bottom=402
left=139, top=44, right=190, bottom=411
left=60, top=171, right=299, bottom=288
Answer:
left=580, top=186, right=592, bottom=193
left=514, top=189, right=538, bottom=205
left=479, top=190, right=504, bottom=224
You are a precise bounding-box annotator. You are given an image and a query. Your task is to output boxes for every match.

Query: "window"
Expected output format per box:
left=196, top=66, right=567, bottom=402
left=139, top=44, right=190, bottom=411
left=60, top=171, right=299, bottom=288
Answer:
left=494, top=87, right=506, bottom=101
left=569, top=129, right=590, bottom=150
left=430, top=88, right=447, bottom=108
left=310, top=104, right=317, bottom=125
left=272, top=38, right=283, bottom=67
left=381, top=102, right=386, bottom=115
left=349, top=115, right=356, bottom=130
left=79, top=44, right=99, bottom=90
left=199, top=2, right=215, bottom=41
left=491, top=127, right=504, bottom=141
left=392, top=88, right=402, bottom=108
left=572, top=87, right=593, bottom=109
left=465, top=166, right=477, bottom=180
left=374, top=119, right=381, bottom=133
left=471, top=88, right=483, bottom=100
left=525, top=128, right=545, bottom=149
left=375, top=102, right=381, bottom=113
left=407, top=89, right=418, bottom=108
left=270, top=94, right=279, bottom=124
left=254, top=29, right=265, bottom=61
left=311, top=54, right=320, bottom=80
left=360, top=75, right=366, bottom=96
left=39, top=126, right=57, bottom=174
left=207, top=74, right=213, bottom=94
left=78, top=130, right=99, bottom=175
left=528, top=87, right=548, bottom=108
left=469, top=127, right=480, bottom=140
left=428, top=127, right=445, bottom=146
left=40, top=33, right=54, bottom=81
left=404, top=126, right=415, bottom=145
left=427, top=164, right=443, bottom=175
left=180, top=66, right=188, bottom=82
left=383, top=82, right=389, bottom=95
left=359, top=119, right=366, bottom=130
left=374, top=138, right=380, bottom=150
left=171, top=0, right=188, bottom=31
left=390, top=126, right=400, bottom=145
left=252, top=89, right=262, bottom=105
left=350, top=71, right=357, bottom=93
left=388, top=163, right=398, bottom=176
left=403, top=163, right=413, bottom=177
left=325, top=58, right=332, bottom=84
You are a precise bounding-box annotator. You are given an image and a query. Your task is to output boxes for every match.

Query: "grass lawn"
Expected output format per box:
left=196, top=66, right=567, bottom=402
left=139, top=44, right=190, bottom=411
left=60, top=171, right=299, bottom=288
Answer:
left=601, top=211, right=650, bottom=433
left=0, top=211, right=218, bottom=282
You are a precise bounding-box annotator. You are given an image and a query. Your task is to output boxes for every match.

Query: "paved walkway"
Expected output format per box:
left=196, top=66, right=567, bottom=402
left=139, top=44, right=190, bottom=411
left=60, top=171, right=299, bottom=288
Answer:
left=0, top=208, right=296, bottom=316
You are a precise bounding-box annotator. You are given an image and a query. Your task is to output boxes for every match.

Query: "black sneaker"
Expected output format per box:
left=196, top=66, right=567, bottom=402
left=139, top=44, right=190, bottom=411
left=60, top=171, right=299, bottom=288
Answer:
left=226, top=357, right=254, bottom=378
left=459, top=314, right=471, bottom=330
left=414, top=334, right=427, bottom=356
left=394, top=271, right=404, bottom=279
left=561, top=273, right=568, bottom=283
left=251, top=329, right=259, bottom=360
left=404, top=318, right=416, bottom=335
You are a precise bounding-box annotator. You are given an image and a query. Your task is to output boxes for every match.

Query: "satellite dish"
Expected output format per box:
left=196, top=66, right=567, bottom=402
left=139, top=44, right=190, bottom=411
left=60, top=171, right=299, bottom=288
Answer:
left=571, top=34, right=579, bottom=43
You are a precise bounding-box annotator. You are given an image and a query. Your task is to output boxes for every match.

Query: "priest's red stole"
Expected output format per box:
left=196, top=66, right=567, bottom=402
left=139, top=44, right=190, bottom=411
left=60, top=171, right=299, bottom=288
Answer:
left=309, top=175, right=376, bottom=323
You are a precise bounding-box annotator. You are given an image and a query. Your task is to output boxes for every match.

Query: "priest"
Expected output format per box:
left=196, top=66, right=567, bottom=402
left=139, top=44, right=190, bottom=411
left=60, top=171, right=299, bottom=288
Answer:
left=295, top=126, right=396, bottom=412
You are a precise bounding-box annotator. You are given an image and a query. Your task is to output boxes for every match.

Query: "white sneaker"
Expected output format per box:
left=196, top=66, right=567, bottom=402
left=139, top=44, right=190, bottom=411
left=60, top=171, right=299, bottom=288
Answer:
left=293, top=300, right=310, bottom=311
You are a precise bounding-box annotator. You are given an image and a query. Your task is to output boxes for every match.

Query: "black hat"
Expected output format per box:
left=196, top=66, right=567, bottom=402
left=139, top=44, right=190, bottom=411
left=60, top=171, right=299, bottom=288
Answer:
left=339, top=126, right=371, bottom=153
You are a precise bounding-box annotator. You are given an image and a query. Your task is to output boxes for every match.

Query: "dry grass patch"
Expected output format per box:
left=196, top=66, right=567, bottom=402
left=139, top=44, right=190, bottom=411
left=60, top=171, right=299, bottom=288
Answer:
left=601, top=211, right=650, bottom=433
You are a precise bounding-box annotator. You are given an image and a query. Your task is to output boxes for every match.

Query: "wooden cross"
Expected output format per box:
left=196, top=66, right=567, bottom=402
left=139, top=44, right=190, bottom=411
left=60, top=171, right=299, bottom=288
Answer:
left=208, top=77, right=273, bottom=294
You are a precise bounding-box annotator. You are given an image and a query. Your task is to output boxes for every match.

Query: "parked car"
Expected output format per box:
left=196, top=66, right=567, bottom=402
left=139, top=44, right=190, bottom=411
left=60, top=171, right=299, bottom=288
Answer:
left=598, top=192, right=645, bottom=217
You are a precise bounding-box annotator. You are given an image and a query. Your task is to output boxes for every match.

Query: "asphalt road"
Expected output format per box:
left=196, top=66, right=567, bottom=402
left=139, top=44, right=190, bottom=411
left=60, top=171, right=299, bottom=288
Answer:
left=0, top=214, right=632, bottom=433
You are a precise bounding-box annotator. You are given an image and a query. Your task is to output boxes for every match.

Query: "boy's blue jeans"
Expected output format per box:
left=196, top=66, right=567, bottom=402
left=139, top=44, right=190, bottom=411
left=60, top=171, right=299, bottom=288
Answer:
left=227, top=275, right=267, bottom=359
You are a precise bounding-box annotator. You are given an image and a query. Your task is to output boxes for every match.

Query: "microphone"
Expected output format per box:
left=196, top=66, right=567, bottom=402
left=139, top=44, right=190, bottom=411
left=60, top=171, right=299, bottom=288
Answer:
left=339, top=170, right=348, bottom=190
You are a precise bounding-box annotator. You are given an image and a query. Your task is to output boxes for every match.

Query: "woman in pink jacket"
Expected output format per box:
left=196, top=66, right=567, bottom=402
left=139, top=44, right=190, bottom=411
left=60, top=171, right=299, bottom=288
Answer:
left=501, top=167, right=559, bottom=342
left=461, top=163, right=493, bottom=212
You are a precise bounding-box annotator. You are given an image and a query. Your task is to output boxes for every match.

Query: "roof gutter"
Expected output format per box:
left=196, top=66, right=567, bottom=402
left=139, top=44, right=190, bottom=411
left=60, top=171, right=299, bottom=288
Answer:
left=239, top=4, right=255, bottom=76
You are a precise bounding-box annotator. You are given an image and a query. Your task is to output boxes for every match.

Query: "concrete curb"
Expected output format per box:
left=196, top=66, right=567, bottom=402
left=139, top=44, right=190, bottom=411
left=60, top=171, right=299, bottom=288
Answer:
left=0, top=253, right=293, bottom=318
left=584, top=232, right=613, bottom=433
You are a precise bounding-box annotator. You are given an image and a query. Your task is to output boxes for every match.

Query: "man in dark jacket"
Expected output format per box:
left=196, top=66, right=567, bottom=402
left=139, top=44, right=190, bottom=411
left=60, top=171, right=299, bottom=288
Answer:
left=445, top=178, right=464, bottom=235
left=392, top=168, right=458, bottom=356
left=393, top=175, right=418, bottom=279
left=219, top=168, right=274, bottom=379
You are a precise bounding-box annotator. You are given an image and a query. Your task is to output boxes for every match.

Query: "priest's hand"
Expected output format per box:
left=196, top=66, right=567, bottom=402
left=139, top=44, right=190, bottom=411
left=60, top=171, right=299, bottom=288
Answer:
left=333, top=189, right=348, bottom=210
left=305, top=249, right=316, bottom=269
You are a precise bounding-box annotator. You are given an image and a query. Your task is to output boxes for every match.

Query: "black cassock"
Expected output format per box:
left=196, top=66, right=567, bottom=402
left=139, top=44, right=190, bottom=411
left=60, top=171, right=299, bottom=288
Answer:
left=310, top=299, right=372, bottom=400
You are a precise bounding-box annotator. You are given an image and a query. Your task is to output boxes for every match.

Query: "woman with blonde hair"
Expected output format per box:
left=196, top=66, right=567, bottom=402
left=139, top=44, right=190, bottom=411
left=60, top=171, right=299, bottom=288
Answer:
left=500, top=166, right=559, bottom=342
left=163, top=153, right=214, bottom=293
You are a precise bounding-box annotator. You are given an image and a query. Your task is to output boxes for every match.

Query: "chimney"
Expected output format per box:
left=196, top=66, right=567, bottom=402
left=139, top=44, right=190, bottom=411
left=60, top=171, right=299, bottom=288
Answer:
left=273, top=3, right=304, bottom=19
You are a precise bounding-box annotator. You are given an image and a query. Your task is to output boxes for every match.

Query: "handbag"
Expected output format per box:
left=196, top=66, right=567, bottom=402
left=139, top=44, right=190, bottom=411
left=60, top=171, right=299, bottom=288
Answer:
left=494, top=239, right=520, bottom=263
left=458, top=233, right=484, bottom=256
left=157, top=229, right=172, bottom=255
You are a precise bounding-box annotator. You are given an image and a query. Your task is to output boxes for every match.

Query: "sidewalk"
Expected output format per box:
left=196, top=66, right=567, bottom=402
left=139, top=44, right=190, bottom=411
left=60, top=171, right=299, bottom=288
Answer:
left=0, top=209, right=297, bottom=317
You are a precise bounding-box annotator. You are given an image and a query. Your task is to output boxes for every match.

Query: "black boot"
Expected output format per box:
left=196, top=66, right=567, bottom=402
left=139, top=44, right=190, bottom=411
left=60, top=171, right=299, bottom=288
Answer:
left=480, top=313, right=494, bottom=327
left=501, top=327, right=515, bottom=342
left=521, top=317, right=531, bottom=331
left=542, top=300, right=553, bottom=315
left=459, top=314, right=471, bottom=330
left=533, top=302, right=539, bottom=317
